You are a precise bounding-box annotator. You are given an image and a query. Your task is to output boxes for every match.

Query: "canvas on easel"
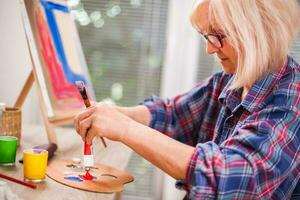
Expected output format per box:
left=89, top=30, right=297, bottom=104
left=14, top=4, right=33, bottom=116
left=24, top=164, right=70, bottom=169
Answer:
left=18, top=0, right=98, bottom=144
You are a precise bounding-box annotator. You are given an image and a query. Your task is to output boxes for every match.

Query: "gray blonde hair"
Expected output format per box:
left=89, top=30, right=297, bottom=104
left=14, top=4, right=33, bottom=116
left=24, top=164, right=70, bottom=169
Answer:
left=191, top=0, right=300, bottom=89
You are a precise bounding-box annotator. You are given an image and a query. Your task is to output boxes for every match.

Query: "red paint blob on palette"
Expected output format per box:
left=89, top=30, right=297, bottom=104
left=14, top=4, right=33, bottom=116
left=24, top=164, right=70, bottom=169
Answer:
left=79, top=170, right=95, bottom=180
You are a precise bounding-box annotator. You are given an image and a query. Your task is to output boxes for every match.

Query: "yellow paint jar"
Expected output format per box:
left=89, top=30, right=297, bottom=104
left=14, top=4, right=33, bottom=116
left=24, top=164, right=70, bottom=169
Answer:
left=23, top=149, right=48, bottom=182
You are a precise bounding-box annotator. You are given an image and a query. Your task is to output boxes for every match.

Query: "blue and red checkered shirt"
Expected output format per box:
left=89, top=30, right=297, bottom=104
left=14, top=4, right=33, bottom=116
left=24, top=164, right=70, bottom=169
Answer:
left=144, top=57, right=300, bottom=199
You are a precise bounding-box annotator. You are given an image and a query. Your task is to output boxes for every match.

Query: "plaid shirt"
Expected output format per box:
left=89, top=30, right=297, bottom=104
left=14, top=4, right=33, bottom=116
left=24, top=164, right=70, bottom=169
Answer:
left=144, top=57, right=300, bottom=199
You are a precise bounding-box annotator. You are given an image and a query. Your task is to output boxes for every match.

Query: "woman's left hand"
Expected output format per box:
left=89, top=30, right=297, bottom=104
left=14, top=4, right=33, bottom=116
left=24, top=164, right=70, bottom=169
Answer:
left=74, top=102, right=133, bottom=144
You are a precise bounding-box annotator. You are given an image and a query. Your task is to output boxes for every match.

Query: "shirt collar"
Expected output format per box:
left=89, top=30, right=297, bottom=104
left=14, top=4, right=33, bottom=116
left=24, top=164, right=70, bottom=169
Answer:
left=219, top=57, right=290, bottom=113
left=218, top=77, right=242, bottom=112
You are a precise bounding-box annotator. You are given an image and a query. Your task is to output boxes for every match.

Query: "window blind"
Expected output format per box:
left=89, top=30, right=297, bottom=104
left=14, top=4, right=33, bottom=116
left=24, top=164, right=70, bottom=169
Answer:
left=74, top=0, right=169, bottom=106
left=290, top=0, right=300, bottom=63
left=71, top=0, right=169, bottom=199
left=291, top=32, right=300, bottom=63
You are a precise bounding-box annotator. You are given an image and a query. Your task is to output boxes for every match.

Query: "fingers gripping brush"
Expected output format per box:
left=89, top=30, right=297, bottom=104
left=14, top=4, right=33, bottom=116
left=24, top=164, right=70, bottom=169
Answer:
left=75, top=81, right=107, bottom=148
left=75, top=81, right=106, bottom=180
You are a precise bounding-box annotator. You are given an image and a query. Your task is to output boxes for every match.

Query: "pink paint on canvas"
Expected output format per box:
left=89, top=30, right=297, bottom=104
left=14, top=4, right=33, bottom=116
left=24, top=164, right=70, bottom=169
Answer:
left=35, top=8, right=83, bottom=110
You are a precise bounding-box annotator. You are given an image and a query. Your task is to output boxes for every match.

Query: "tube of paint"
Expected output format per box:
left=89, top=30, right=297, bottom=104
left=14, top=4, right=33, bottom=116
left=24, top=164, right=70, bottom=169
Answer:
left=83, top=142, right=94, bottom=168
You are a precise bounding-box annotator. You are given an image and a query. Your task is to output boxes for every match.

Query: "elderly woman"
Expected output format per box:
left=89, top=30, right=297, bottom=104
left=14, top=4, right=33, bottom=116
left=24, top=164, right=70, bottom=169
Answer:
left=75, top=0, right=300, bottom=199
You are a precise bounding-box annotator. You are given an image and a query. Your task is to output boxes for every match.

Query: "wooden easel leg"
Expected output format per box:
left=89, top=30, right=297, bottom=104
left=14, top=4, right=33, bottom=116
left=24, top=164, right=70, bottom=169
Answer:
left=42, top=115, right=57, bottom=144
left=14, top=69, right=57, bottom=144
left=37, top=86, right=57, bottom=144
left=14, top=70, right=35, bottom=108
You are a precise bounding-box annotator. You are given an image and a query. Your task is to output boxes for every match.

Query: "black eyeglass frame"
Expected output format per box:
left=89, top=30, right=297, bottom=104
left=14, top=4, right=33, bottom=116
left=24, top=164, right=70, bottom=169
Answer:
left=200, top=32, right=226, bottom=48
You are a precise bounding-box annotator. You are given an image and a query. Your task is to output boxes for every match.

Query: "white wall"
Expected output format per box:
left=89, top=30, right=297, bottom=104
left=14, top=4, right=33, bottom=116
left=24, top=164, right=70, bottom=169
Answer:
left=0, top=0, right=40, bottom=124
left=161, top=0, right=200, bottom=98
left=161, top=0, right=200, bottom=199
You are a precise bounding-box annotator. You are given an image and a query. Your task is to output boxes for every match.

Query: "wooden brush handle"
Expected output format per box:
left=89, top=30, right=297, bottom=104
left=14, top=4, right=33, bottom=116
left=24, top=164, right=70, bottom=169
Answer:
left=0, top=173, right=36, bottom=189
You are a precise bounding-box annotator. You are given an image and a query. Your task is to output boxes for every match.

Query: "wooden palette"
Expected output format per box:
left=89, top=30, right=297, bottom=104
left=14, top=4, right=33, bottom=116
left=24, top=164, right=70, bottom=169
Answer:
left=46, top=160, right=134, bottom=193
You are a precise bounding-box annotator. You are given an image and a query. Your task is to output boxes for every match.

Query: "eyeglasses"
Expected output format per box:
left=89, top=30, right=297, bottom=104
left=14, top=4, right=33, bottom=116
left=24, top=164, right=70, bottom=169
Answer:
left=200, top=33, right=226, bottom=48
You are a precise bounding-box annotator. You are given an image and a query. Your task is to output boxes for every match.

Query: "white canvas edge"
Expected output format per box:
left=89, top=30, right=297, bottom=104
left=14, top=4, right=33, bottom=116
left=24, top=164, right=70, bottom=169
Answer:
left=19, top=0, right=55, bottom=118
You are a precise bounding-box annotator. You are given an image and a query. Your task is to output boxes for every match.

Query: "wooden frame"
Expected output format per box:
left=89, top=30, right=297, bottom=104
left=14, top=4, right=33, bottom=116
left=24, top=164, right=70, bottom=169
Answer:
left=14, top=68, right=58, bottom=143
left=14, top=67, right=107, bottom=145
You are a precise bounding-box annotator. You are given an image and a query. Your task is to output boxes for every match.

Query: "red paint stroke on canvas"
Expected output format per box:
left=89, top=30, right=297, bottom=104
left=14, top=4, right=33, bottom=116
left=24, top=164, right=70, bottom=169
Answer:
left=35, top=8, right=82, bottom=109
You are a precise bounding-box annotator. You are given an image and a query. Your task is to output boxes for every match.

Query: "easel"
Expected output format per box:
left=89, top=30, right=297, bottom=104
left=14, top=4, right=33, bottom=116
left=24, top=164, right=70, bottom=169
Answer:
left=13, top=67, right=107, bottom=147
left=18, top=0, right=107, bottom=147
left=14, top=69, right=57, bottom=143
left=14, top=69, right=71, bottom=144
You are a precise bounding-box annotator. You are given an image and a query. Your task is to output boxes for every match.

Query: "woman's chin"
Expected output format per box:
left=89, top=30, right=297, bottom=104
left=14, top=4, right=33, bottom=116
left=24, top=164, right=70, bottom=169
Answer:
left=221, top=63, right=236, bottom=74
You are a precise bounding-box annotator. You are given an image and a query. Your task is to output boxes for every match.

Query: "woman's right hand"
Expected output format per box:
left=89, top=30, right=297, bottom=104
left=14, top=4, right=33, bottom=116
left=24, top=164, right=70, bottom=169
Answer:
left=74, top=102, right=134, bottom=144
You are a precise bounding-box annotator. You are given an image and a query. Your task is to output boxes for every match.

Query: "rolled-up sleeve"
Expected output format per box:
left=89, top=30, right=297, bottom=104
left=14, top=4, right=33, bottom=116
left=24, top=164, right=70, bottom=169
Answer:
left=143, top=94, right=200, bottom=146
left=182, top=107, right=300, bottom=199
left=143, top=72, right=231, bottom=146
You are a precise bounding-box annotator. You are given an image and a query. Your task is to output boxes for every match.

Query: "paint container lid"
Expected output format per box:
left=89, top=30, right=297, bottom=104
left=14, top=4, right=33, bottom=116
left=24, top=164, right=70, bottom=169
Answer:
left=72, top=157, right=81, bottom=164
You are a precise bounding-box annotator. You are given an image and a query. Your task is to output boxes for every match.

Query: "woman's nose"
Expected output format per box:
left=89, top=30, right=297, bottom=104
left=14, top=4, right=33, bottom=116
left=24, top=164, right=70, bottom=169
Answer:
left=206, top=42, right=219, bottom=54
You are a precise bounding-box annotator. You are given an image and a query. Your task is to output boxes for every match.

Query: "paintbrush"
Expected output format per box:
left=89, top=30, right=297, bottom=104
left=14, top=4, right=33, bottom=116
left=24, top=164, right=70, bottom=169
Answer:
left=75, top=81, right=108, bottom=177
left=0, top=173, right=36, bottom=189
left=75, top=81, right=107, bottom=148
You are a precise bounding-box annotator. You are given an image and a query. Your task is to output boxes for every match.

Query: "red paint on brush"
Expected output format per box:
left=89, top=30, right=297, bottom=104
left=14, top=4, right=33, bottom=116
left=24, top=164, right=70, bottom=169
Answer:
left=83, top=99, right=91, bottom=107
